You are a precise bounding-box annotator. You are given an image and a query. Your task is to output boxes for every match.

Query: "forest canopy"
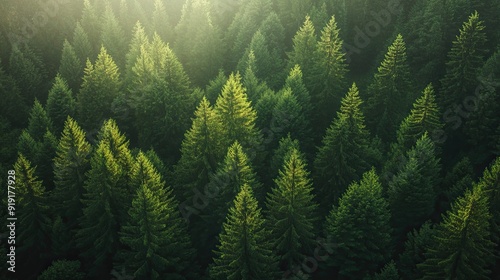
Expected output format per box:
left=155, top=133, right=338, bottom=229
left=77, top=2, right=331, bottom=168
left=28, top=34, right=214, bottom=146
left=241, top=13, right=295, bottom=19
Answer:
left=0, top=0, right=499, bottom=279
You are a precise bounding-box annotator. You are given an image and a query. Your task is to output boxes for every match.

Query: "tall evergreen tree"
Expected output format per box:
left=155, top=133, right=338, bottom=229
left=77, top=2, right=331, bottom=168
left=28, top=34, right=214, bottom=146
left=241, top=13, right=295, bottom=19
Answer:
left=72, top=21, right=93, bottom=64
left=175, top=0, right=223, bottom=85
left=77, top=47, right=121, bottom=131
left=241, top=51, right=271, bottom=104
left=269, top=135, right=302, bottom=182
left=58, top=39, right=83, bottom=92
left=476, top=157, right=500, bottom=242
left=118, top=152, right=197, bottom=279
left=287, top=16, right=319, bottom=94
left=324, top=169, right=392, bottom=279
left=397, top=222, right=435, bottom=280
left=9, top=45, right=47, bottom=101
left=151, top=0, right=172, bottom=42
left=205, top=70, right=227, bottom=104
left=365, top=34, right=414, bottom=143
left=284, top=64, right=312, bottom=117
left=440, top=11, right=487, bottom=109
left=100, top=4, right=126, bottom=70
left=418, top=185, right=495, bottom=279
left=210, top=183, right=279, bottom=280
left=312, top=15, right=349, bottom=133
left=46, top=75, right=76, bottom=134
left=52, top=117, right=91, bottom=230
left=124, top=21, right=149, bottom=85
left=388, top=133, right=441, bottom=235
left=214, top=73, right=263, bottom=158
left=266, top=148, right=318, bottom=271
left=314, top=83, right=376, bottom=208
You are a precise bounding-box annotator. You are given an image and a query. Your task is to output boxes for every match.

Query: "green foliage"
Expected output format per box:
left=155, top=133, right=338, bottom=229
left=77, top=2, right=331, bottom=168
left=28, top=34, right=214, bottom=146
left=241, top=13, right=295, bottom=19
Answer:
left=398, top=222, right=434, bottom=280
left=27, top=99, right=54, bottom=142
left=476, top=157, right=500, bottom=243
left=118, top=152, right=197, bottom=279
left=241, top=52, right=271, bottom=104
left=77, top=47, right=121, bottom=130
left=284, top=65, right=312, bottom=116
left=9, top=45, right=47, bottom=101
left=52, top=117, right=91, bottom=229
left=365, top=34, right=414, bottom=143
left=266, top=148, right=318, bottom=270
left=151, top=0, right=172, bottom=42
left=312, top=15, right=349, bottom=131
left=371, top=260, right=400, bottom=280
left=38, top=260, right=85, bottom=280
left=174, top=97, right=226, bottom=200
left=72, top=21, right=93, bottom=64
left=215, top=73, right=263, bottom=156
left=100, top=4, right=126, bottom=69
left=175, top=0, right=223, bottom=86
left=388, top=133, right=441, bottom=234
left=205, top=70, right=227, bottom=104
left=50, top=216, right=73, bottom=258
left=210, top=184, right=279, bottom=280
left=442, top=157, right=474, bottom=206
left=14, top=155, right=50, bottom=254
left=418, top=185, right=495, bottom=279
left=46, top=75, right=76, bottom=134
left=440, top=11, right=487, bottom=108
left=58, top=39, right=83, bottom=92
left=270, top=135, right=301, bottom=181
left=324, top=169, right=392, bottom=279
left=314, top=83, right=376, bottom=207
left=124, top=21, right=149, bottom=85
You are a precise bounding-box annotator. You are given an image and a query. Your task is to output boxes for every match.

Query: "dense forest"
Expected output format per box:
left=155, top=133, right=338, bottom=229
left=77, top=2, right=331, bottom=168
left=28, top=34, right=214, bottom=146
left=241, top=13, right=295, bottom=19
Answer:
left=0, top=0, right=499, bottom=279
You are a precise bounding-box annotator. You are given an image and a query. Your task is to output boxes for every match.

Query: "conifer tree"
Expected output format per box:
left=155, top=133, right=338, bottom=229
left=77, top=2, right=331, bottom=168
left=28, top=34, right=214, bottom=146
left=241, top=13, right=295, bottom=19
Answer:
left=124, top=21, right=149, bottom=85
left=476, top=157, right=500, bottom=242
left=324, top=169, right=392, bottom=279
left=175, top=0, right=223, bottom=85
left=398, top=222, right=434, bottom=280
left=314, top=83, right=375, bottom=207
left=287, top=16, right=319, bottom=93
left=270, top=135, right=302, bottom=181
left=58, top=39, right=83, bottom=92
left=118, top=152, right=197, bottom=279
left=72, top=22, right=93, bottom=64
left=14, top=155, right=50, bottom=255
left=312, top=15, right=349, bottom=132
left=100, top=4, right=126, bottom=69
left=442, top=157, right=474, bottom=206
left=27, top=99, right=54, bottom=141
left=51, top=216, right=73, bottom=258
left=266, top=148, right=318, bottom=270
left=372, top=261, right=400, bottom=280
left=215, top=73, right=263, bottom=157
left=174, top=97, right=226, bottom=200
left=365, top=34, right=413, bottom=142
left=151, top=0, right=172, bottom=42
left=52, top=117, right=91, bottom=230
left=205, top=70, right=227, bottom=104
left=80, top=0, right=100, bottom=53
left=38, top=260, right=85, bottom=280
left=46, top=75, right=76, bottom=134
left=241, top=51, right=271, bottom=104
left=418, top=185, right=495, bottom=279
left=77, top=47, right=121, bottom=131
left=9, top=45, right=47, bottom=101
left=388, top=133, right=441, bottom=235
left=440, top=11, right=487, bottom=109
left=284, top=65, right=312, bottom=116
left=210, top=183, right=279, bottom=280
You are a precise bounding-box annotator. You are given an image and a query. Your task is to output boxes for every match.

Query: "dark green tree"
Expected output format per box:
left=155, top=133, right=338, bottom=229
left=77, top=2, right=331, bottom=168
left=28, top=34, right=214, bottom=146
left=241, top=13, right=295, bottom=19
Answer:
left=38, top=260, right=85, bottom=280
left=312, top=14, right=349, bottom=132
left=77, top=47, right=121, bottom=131
left=365, top=34, right=414, bottom=143
left=205, top=70, right=227, bottom=104
left=214, top=73, right=263, bottom=158
left=266, top=148, right=318, bottom=270
left=241, top=51, right=271, bottom=104
left=52, top=117, right=91, bottom=230
left=476, top=157, right=500, bottom=243
left=371, top=260, right=400, bottom=280
left=210, top=183, right=279, bottom=280
left=269, top=135, right=301, bottom=181
left=72, top=21, right=93, bottom=64
left=440, top=11, right=487, bottom=109
left=14, top=155, right=50, bottom=255
left=314, top=83, right=376, bottom=207
left=175, top=0, right=223, bottom=86
left=397, top=222, right=434, bottom=280
left=118, top=152, right=197, bottom=279
left=46, top=75, right=76, bottom=134
left=58, top=39, right=83, bottom=92
left=9, top=45, right=47, bottom=101
left=442, top=157, right=474, bottom=207
left=124, top=21, right=149, bottom=85
left=100, top=4, right=126, bottom=70
left=418, top=185, right=495, bottom=279
left=284, top=64, right=312, bottom=117
left=324, top=169, right=392, bottom=279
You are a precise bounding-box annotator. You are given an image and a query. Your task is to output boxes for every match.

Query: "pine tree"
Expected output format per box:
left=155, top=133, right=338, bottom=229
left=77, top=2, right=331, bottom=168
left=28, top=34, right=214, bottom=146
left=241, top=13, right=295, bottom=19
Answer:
left=14, top=155, right=50, bottom=255
left=51, top=216, right=73, bottom=258
left=476, top=157, right=500, bottom=242
left=124, top=21, right=149, bottom=85
left=80, top=0, right=100, bottom=54
left=151, top=0, right=172, bottom=42
left=324, top=169, right=392, bottom=279
left=210, top=183, right=279, bottom=280
left=442, top=157, right=474, bottom=207
left=241, top=51, right=271, bottom=104
left=266, top=148, right=318, bottom=270
left=118, top=152, right=197, bottom=279
left=100, top=4, right=126, bottom=70
left=287, top=16, right=319, bottom=94
left=365, top=34, right=413, bottom=143
left=77, top=47, right=121, bottom=131
left=38, top=260, right=85, bottom=280
left=9, top=45, right=47, bottom=101
left=398, top=222, right=434, bottom=280
left=58, top=39, right=83, bottom=92
left=205, top=70, right=227, bottom=104
left=284, top=65, right=312, bottom=117
left=215, top=73, right=263, bottom=157
left=312, top=14, right=349, bottom=132
left=174, top=0, right=223, bottom=85
left=388, top=133, right=441, bottom=235
left=371, top=260, right=400, bottom=280
left=174, top=97, right=226, bottom=201
left=314, top=83, right=376, bottom=208
left=72, top=21, right=93, bottom=64
left=77, top=119, right=133, bottom=277
left=270, top=135, right=302, bottom=181
left=418, top=185, right=495, bottom=279
left=46, top=75, right=76, bottom=134
left=440, top=11, right=487, bottom=109
left=52, top=117, right=91, bottom=230
left=27, top=99, right=54, bottom=142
